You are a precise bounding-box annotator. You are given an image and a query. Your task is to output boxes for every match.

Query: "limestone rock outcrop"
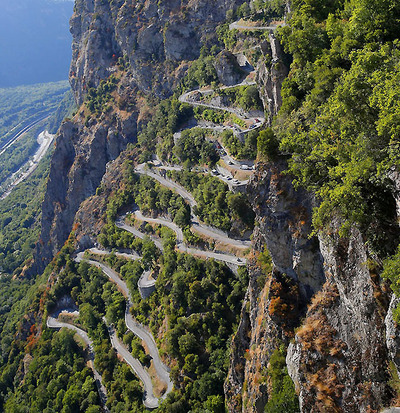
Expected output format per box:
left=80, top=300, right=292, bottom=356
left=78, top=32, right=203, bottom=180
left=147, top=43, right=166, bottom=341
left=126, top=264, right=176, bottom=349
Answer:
left=214, top=50, right=246, bottom=86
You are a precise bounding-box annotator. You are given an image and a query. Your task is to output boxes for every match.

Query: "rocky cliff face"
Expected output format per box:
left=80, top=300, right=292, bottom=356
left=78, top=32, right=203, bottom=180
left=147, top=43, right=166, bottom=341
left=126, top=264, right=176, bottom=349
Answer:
left=256, top=33, right=289, bottom=125
left=214, top=50, right=246, bottom=86
left=33, top=87, right=138, bottom=272
left=288, top=225, right=392, bottom=412
left=225, top=162, right=399, bottom=412
left=225, top=161, right=326, bottom=413
left=70, top=0, right=245, bottom=105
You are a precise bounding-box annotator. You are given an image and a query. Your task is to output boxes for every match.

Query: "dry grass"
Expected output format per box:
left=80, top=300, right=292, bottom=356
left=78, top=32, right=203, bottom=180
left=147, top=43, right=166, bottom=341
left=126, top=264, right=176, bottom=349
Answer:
left=218, top=159, right=252, bottom=181
left=190, top=227, right=248, bottom=257
left=148, top=361, right=168, bottom=398
left=296, top=283, right=346, bottom=411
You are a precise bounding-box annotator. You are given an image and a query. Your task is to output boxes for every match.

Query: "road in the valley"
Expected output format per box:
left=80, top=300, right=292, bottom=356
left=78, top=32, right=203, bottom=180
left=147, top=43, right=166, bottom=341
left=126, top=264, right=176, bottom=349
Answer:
left=47, top=316, right=109, bottom=411
left=0, top=115, right=50, bottom=156
left=0, top=130, right=55, bottom=200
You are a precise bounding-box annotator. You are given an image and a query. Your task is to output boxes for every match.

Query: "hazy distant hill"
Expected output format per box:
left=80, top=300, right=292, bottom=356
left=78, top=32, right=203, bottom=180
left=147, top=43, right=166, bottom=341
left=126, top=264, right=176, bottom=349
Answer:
left=0, top=0, right=73, bottom=87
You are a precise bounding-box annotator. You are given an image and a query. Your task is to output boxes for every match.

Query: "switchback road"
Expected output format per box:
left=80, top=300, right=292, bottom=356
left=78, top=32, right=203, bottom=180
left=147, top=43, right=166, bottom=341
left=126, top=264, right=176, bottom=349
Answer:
left=47, top=316, right=109, bottom=411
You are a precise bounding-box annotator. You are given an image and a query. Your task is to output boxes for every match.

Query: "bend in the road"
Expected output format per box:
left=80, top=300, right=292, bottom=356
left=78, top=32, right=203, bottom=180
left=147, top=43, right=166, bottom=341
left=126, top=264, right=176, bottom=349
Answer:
left=132, top=210, right=247, bottom=267
left=133, top=168, right=251, bottom=248
left=106, top=323, right=159, bottom=409
left=47, top=316, right=109, bottom=412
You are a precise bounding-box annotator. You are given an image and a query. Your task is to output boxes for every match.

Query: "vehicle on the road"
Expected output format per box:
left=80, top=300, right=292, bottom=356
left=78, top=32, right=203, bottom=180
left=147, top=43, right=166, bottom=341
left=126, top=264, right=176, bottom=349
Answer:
left=228, top=160, right=234, bottom=165
left=240, top=165, right=250, bottom=170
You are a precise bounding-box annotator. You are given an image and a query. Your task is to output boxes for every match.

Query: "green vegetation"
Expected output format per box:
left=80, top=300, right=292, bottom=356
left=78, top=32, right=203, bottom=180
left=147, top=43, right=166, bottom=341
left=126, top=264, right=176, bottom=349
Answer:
left=0, top=154, right=50, bottom=275
left=193, top=106, right=229, bottom=125
left=86, top=75, right=118, bottom=117
left=382, top=247, right=400, bottom=322
left=272, top=0, right=400, bottom=247
left=0, top=207, right=248, bottom=412
left=257, top=128, right=279, bottom=160
left=217, top=24, right=240, bottom=50
left=252, top=0, right=286, bottom=18
left=47, top=89, right=75, bottom=134
left=43, top=246, right=145, bottom=412
left=182, top=52, right=219, bottom=91
left=175, top=128, right=219, bottom=167
left=140, top=98, right=193, bottom=160
left=4, top=328, right=103, bottom=413
left=0, top=80, right=70, bottom=148
left=104, top=164, right=191, bottom=228
left=0, top=260, right=61, bottom=411
left=167, top=170, right=255, bottom=232
left=128, top=230, right=249, bottom=412
left=264, top=347, right=300, bottom=413
left=221, top=85, right=263, bottom=111
left=222, top=129, right=258, bottom=159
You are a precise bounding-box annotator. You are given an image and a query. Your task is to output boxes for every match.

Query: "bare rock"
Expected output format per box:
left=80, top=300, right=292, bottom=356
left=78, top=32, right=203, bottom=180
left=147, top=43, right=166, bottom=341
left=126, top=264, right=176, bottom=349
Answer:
left=214, top=50, right=246, bottom=86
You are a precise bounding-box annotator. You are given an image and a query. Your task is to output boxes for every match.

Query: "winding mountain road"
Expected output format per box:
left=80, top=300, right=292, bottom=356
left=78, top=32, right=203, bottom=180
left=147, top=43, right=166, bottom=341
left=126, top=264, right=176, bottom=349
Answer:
left=86, top=247, right=141, bottom=261
left=179, top=90, right=264, bottom=132
left=106, top=324, right=159, bottom=409
left=115, top=219, right=164, bottom=252
left=47, top=316, right=109, bottom=411
left=229, top=20, right=286, bottom=31
left=134, top=210, right=249, bottom=260
left=178, top=73, right=265, bottom=136
left=135, top=164, right=197, bottom=208
left=134, top=165, right=251, bottom=249
left=75, top=254, right=173, bottom=408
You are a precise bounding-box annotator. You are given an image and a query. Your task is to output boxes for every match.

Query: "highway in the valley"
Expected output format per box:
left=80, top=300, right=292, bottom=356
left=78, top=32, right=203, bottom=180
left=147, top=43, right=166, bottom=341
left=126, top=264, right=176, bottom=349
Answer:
left=0, top=115, right=50, bottom=156
left=0, top=130, right=55, bottom=200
